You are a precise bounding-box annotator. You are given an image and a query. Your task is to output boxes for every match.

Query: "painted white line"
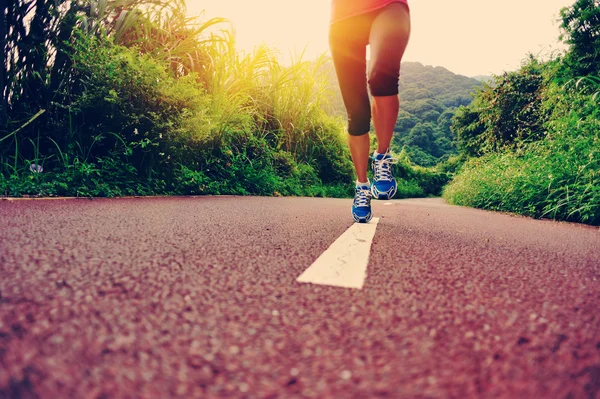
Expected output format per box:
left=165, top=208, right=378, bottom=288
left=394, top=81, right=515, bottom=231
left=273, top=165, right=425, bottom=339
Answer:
left=296, top=218, right=380, bottom=289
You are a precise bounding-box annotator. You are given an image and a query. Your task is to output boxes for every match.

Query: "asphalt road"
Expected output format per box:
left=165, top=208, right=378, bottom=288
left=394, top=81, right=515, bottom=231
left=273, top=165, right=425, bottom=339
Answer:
left=1, top=196, right=599, bottom=398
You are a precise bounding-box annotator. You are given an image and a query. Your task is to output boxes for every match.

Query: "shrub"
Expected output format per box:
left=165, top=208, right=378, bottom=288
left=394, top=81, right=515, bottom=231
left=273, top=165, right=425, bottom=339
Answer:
left=444, top=95, right=600, bottom=225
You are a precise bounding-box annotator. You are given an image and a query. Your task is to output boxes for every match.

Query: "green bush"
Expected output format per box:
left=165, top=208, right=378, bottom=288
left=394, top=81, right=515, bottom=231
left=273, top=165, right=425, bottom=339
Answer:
left=2, top=3, right=444, bottom=201
left=451, top=56, right=550, bottom=157
left=392, top=150, right=450, bottom=198
left=0, top=157, right=162, bottom=198
left=444, top=0, right=600, bottom=226
left=444, top=95, right=600, bottom=225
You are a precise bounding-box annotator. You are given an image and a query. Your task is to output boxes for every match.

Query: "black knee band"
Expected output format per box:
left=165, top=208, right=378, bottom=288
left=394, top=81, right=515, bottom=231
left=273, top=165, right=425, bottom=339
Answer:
left=368, top=69, right=400, bottom=97
left=347, top=113, right=371, bottom=136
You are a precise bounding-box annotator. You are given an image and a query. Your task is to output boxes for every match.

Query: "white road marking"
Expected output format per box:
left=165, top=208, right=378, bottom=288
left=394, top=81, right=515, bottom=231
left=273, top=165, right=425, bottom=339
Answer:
left=296, top=218, right=380, bottom=289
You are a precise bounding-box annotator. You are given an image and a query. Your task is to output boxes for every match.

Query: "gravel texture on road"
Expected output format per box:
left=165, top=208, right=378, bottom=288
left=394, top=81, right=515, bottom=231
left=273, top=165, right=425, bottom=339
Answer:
left=1, top=196, right=599, bottom=398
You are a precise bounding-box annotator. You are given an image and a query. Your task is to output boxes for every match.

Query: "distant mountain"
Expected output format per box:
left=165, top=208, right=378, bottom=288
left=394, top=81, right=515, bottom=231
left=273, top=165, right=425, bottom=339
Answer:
left=398, top=62, right=481, bottom=108
left=471, top=75, right=494, bottom=84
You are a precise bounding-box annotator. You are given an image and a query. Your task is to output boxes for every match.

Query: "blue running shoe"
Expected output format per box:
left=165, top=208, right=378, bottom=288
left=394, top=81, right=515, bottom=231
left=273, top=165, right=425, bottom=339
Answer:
left=352, top=185, right=372, bottom=223
left=371, top=150, right=398, bottom=200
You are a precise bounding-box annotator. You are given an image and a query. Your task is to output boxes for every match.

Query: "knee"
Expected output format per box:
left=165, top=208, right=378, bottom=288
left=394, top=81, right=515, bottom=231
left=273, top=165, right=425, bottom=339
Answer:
left=368, top=65, right=399, bottom=97
left=347, top=113, right=371, bottom=136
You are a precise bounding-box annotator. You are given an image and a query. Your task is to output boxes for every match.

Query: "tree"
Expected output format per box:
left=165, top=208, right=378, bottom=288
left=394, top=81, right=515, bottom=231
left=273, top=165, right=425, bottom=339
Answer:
left=437, top=109, right=455, bottom=140
left=402, top=98, right=444, bottom=118
left=422, top=110, right=441, bottom=123
left=394, top=110, right=419, bottom=133
left=406, top=122, right=437, bottom=154
left=451, top=57, right=548, bottom=156
left=451, top=104, right=488, bottom=157
left=560, top=0, right=600, bottom=77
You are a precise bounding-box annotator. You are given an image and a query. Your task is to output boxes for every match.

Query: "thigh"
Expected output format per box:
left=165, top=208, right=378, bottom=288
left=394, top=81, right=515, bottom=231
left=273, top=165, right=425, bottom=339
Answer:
left=368, top=3, right=411, bottom=86
left=329, top=16, right=372, bottom=134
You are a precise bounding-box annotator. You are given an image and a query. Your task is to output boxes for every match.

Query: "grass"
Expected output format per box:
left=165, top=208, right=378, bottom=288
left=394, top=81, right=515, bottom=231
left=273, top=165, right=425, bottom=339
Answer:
left=1, top=19, right=450, bottom=201
left=444, top=94, right=600, bottom=225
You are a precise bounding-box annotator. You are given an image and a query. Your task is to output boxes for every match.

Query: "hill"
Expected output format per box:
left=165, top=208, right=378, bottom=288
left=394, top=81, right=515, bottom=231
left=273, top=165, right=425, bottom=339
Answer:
left=471, top=75, right=494, bottom=83
left=393, top=62, right=482, bottom=166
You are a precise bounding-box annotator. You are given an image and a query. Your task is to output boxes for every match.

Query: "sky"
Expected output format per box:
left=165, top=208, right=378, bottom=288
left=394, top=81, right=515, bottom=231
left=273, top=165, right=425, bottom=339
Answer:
left=185, top=0, right=574, bottom=77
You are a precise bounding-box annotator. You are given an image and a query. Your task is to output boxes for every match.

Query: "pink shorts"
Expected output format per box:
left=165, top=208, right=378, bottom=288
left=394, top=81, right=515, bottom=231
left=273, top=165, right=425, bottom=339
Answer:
left=330, top=0, right=409, bottom=25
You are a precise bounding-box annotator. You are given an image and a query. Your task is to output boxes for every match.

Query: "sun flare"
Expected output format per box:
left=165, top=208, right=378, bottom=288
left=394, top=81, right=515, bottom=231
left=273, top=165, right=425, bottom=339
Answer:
left=186, top=0, right=573, bottom=77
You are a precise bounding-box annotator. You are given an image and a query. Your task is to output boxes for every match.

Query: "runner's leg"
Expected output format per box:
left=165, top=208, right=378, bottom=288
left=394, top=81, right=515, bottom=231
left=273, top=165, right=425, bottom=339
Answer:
left=368, top=3, right=411, bottom=154
left=329, top=16, right=371, bottom=183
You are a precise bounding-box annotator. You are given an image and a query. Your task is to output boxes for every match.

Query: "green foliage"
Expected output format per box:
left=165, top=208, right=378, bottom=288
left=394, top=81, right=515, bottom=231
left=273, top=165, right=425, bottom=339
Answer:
left=435, top=154, right=467, bottom=176
left=64, top=31, right=183, bottom=178
left=392, top=150, right=451, bottom=198
left=391, top=63, right=483, bottom=166
left=171, top=136, right=352, bottom=198
left=0, top=156, right=161, bottom=197
left=1, top=1, right=355, bottom=199
left=445, top=0, right=600, bottom=226
left=444, top=95, right=600, bottom=224
left=114, top=0, right=227, bottom=78
left=452, top=56, right=549, bottom=156
left=559, top=0, right=600, bottom=77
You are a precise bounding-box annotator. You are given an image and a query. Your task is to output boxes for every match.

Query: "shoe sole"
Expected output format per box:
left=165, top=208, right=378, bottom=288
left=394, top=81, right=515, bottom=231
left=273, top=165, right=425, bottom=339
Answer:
left=352, top=212, right=372, bottom=223
left=371, top=185, right=397, bottom=200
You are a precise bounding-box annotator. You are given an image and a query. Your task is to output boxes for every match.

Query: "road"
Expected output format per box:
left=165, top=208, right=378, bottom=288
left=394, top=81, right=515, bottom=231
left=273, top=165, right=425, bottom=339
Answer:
left=1, top=196, right=599, bottom=398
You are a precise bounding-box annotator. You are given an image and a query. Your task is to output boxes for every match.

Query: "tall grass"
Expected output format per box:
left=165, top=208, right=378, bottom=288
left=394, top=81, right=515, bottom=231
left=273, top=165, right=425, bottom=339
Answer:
left=445, top=1, right=600, bottom=226
left=1, top=0, right=449, bottom=200
left=444, top=92, right=600, bottom=225
left=0, top=0, right=355, bottom=198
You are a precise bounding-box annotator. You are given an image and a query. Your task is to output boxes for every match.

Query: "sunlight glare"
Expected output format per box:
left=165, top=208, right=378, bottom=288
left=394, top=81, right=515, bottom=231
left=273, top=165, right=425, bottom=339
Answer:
left=186, top=0, right=573, bottom=76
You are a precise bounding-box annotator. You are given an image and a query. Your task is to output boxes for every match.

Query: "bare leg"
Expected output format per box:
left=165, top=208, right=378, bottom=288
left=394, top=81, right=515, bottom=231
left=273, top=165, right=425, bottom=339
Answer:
left=348, top=133, right=371, bottom=182
left=368, top=3, right=410, bottom=154
left=329, top=15, right=371, bottom=184
left=372, top=95, right=399, bottom=154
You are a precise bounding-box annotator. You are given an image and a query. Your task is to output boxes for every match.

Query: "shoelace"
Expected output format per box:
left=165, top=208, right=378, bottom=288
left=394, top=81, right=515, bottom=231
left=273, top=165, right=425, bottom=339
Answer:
left=373, top=156, right=398, bottom=182
left=354, top=188, right=371, bottom=207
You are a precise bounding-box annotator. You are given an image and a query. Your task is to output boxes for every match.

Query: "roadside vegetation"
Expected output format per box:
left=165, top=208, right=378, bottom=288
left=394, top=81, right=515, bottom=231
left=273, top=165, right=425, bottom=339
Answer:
left=443, top=0, right=600, bottom=225
left=392, top=62, right=482, bottom=167
left=0, top=0, right=447, bottom=199
left=1, top=0, right=355, bottom=198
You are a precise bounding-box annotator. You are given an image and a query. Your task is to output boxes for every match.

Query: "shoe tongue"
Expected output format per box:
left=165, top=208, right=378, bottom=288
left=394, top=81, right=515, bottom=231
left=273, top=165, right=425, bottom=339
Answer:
left=374, top=153, right=387, bottom=161
left=356, top=184, right=369, bottom=190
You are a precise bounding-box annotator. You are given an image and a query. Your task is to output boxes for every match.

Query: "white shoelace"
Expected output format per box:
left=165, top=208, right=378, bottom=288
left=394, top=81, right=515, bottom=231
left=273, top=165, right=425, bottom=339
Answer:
left=373, top=156, right=398, bottom=182
left=354, top=188, right=371, bottom=207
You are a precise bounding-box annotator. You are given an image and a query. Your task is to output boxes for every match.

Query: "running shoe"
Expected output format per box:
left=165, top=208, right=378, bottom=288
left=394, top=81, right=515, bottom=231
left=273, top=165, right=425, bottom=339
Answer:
left=371, top=150, right=398, bottom=200
left=352, top=184, right=373, bottom=223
